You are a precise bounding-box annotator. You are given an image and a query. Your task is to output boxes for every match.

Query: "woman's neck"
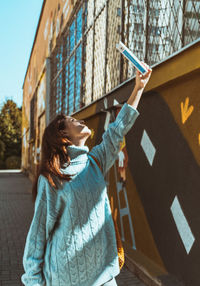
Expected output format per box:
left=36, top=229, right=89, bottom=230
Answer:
left=71, top=138, right=87, bottom=146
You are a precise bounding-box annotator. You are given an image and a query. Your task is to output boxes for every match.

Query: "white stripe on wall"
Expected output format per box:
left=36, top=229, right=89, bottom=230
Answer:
left=140, top=130, right=156, bottom=166
left=170, top=196, right=195, bottom=254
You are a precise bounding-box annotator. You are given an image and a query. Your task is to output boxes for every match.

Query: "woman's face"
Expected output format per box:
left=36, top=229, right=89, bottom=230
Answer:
left=62, top=116, right=91, bottom=142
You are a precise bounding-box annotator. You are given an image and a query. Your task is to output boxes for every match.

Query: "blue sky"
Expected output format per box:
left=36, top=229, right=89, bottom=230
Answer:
left=0, top=1, right=43, bottom=108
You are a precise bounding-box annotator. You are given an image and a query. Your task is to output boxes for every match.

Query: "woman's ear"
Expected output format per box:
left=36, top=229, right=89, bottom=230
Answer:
left=59, top=128, right=69, bottom=138
left=57, top=120, right=66, bottom=131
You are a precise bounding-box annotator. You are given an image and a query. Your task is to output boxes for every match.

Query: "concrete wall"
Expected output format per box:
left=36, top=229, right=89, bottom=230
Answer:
left=74, top=41, right=200, bottom=286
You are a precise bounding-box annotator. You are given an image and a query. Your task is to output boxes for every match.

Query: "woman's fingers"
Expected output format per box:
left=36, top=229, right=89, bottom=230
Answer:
left=136, top=70, right=141, bottom=75
left=135, top=61, right=152, bottom=90
left=136, top=69, right=143, bottom=78
left=142, top=61, right=152, bottom=72
left=140, top=69, right=151, bottom=80
left=136, top=62, right=152, bottom=79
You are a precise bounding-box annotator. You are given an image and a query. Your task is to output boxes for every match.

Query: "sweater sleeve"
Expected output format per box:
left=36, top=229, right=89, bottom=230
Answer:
left=88, top=103, right=139, bottom=176
left=21, top=175, right=56, bottom=286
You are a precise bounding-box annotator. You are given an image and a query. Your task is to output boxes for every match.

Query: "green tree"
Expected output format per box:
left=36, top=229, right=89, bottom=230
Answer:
left=0, top=139, right=6, bottom=168
left=0, top=99, right=22, bottom=162
left=0, top=139, right=5, bottom=160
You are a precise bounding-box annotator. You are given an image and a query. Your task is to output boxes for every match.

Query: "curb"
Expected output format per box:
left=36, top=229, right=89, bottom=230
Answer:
left=125, top=254, right=186, bottom=286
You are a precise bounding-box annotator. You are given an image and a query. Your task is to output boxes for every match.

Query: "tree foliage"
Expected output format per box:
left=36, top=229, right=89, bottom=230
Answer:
left=0, top=99, right=22, bottom=167
left=0, top=139, right=5, bottom=160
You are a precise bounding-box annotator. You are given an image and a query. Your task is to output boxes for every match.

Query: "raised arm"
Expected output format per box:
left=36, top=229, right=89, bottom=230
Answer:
left=89, top=63, right=152, bottom=176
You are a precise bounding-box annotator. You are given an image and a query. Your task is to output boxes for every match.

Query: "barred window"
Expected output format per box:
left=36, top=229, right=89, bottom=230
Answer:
left=50, top=4, right=86, bottom=120
left=29, top=94, right=36, bottom=140
left=69, top=54, right=75, bottom=115
left=49, top=0, right=199, bottom=121
left=56, top=73, right=62, bottom=114
left=75, top=44, right=82, bottom=110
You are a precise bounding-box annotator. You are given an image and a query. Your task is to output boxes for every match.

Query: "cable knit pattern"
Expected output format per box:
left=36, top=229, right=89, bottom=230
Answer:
left=21, top=103, right=139, bottom=286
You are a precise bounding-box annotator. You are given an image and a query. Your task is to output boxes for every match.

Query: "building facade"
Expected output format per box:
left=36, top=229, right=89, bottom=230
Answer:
left=22, top=0, right=200, bottom=285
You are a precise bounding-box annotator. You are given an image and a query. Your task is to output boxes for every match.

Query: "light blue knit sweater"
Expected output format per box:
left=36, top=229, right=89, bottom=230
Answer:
left=21, top=103, right=139, bottom=286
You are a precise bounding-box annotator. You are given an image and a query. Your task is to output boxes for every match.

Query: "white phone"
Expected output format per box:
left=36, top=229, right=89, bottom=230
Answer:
left=116, top=41, right=149, bottom=75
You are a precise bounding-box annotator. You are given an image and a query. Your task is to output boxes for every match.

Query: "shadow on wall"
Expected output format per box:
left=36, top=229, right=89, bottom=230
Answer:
left=126, top=91, right=200, bottom=286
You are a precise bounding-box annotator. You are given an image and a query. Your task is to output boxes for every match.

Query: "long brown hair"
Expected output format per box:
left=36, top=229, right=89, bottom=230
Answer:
left=32, top=114, right=75, bottom=203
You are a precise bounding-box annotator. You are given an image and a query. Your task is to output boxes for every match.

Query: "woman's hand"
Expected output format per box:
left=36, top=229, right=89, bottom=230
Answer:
left=135, top=62, right=152, bottom=91
left=127, top=62, right=152, bottom=109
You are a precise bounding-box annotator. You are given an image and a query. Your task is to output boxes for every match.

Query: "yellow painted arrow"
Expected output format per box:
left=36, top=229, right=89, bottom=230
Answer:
left=181, top=97, right=194, bottom=124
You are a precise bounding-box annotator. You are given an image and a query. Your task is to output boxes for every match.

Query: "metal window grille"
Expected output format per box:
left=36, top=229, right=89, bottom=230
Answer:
left=124, top=0, right=200, bottom=70
left=49, top=0, right=200, bottom=121
left=50, top=2, right=87, bottom=121
left=29, top=94, right=36, bottom=140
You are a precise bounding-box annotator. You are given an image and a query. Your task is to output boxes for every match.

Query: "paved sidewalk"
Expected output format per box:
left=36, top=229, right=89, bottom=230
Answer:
left=0, top=171, right=146, bottom=286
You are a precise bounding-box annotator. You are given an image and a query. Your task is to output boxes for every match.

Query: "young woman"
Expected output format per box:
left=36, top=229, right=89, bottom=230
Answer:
left=21, top=64, right=152, bottom=286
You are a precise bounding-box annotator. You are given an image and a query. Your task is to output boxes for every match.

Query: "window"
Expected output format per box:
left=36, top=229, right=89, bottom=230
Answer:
left=76, top=7, right=83, bottom=44
left=56, top=73, right=62, bottom=114
left=29, top=94, right=36, bottom=140
left=75, top=44, right=82, bottom=111
left=50, top=4, right=87, bottom=120
left=69, top=55, right=75, bottom=114
left=134, top=23, right=143, bottom=33
left=70, top=19, right=75, bottom=53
